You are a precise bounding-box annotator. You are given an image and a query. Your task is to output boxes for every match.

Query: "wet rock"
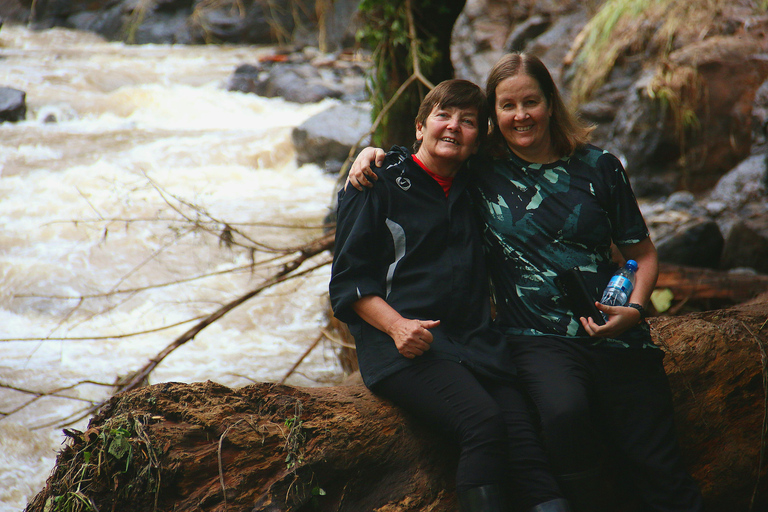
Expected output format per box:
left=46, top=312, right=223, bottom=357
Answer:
left=0, top=0, right=28, bottom=23
left=228, top=55, right=368, bottom=104
left=503, top=14, right=551, bottom=52
left=597, top=37, right=768, bottom=196
left=607, top=71, right=680, bottom=197
left=669, top=37, right=768, bottom=191
left=228, top=62, right=337, bottom=103
left=186, top=1, right=274, bottom=44
left=0, top=86, right=26, bottom=123
left=291, top=103, right=371, bottom=171
left=645, top=193, right=724, bottom=269
left=702, top=153, right=768, bottom=241
left=654, top=217, right=724, bottom=269
left=452, top=0, right=584, bottom=86
left=707, top=153, right=768, bottom=209
left=752, top=78, right=768, bottom=148
left=720, top=216, right=768, bottom=275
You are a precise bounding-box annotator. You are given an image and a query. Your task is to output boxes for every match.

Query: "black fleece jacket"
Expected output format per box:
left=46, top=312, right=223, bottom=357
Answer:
left=329, top=147, right=514, bottom=388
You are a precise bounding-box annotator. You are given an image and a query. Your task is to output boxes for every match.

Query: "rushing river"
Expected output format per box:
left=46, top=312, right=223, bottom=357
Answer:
left=0, top=25, right=345, bottom=510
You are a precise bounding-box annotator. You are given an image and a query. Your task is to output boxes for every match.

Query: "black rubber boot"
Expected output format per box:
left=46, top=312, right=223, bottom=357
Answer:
left=527, top=498, right=572, bottom=512
left=458, top=484, right=506, bottom=512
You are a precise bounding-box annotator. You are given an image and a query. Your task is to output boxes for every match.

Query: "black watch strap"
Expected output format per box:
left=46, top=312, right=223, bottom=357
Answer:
left=626, top=302, right=647, bottom=320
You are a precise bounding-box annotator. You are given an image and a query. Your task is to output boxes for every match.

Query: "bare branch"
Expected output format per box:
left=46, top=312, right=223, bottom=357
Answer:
left=0, top=314, right=208, bottom=343
left=114, top=234, right=334, bottom=395
left=12, top=252, right=291, bottom=301
left=21, top=231, right=335, bottom=429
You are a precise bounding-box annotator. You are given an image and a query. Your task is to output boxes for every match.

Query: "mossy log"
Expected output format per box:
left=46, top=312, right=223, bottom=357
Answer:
left=25, top=297, right=768, bottom=512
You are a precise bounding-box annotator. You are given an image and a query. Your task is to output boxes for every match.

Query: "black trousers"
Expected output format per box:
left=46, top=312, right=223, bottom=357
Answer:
left=507, top=335, right=704, bottom=512
left=373, top=359, right=562, bottom=510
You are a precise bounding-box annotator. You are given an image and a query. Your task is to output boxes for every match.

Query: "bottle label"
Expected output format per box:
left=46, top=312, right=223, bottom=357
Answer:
left=602, top=276, right=632, bottom=306
left=607, top=275, right=631, bottom=292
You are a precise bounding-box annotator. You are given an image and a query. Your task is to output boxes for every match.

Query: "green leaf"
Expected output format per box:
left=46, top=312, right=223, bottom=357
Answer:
left=651, top=288, right=674, bottom=313
left=109, top=436, right=131, bottom=460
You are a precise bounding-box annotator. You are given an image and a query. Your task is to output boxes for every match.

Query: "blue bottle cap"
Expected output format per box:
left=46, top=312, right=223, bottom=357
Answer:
left=626, top=259, right=638, bottom=272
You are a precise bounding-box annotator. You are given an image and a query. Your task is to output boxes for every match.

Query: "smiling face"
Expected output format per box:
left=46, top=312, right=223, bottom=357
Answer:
left=414, top=105, right=480, bottom=177
left=494, top=72, right=554, bottom=163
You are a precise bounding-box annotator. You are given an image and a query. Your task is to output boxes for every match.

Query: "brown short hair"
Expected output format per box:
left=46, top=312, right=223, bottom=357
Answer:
left=413, top=79, right=489, bottom=152
left=485, top=52, right=593, bottom=157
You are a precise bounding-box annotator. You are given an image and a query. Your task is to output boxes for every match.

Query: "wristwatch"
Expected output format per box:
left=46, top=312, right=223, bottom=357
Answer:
left=626, top=303, right=647, bottom=320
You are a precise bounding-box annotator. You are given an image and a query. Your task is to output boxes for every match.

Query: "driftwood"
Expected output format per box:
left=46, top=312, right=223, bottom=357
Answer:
left=25, top=297, right=768, bottom=512
left=656, top=262, right=768, bottom=311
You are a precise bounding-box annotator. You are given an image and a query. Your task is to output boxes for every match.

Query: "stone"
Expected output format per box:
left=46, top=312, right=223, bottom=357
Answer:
left=720, top=217, right=768, bottom=275
left=654, top=217, right=724, bottom=269
left=227, top=59, right=367, bottom=104
left=291, top=103, right=372, bottom=169
left=0, top=86, right=26, bottom=123
left=707, top=153, right=768, bottom=208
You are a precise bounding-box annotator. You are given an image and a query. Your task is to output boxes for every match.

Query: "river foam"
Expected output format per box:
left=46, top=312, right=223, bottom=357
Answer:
left=0, top=25, right=344, bottom=510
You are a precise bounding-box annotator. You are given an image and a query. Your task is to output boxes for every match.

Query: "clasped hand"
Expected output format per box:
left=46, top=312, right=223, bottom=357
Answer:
left=388, top=317, right=440, bottom=359
left=347, top=147, right=384, bottom=190
left=580, top=302, right=642, bottom=338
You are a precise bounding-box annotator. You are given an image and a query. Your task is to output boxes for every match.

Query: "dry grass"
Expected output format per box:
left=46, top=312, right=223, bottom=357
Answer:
left=564, top=0, right=752, bottom=108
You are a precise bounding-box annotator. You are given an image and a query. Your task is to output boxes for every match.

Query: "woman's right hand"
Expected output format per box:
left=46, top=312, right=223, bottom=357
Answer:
left=387, top=317, right=439, bottom=359
left=346, top=147, right=386, bottom=191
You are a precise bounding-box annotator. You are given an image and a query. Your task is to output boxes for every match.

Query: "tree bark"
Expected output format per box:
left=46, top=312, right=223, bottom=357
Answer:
left=25, top=296, right=768, bottom=512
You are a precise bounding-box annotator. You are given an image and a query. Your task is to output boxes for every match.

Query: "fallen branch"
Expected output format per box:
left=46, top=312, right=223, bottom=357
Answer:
left=43, top=232, right=334, bottom=429
left=115, top=231, right=335, bottom=394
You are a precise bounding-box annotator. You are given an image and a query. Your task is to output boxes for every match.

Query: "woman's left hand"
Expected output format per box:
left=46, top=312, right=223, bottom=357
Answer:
left=580, top=302, right=642, bottom=338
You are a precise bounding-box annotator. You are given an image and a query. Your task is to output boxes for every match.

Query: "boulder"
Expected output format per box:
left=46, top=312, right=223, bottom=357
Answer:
left=0, top=0, right=28, bottom=23
left=451, top=0, right=584, bottom=86
left=720, top=216, right=768, bottom=275
left=0, top=86, right=26, bottom=123
left=291, top=103, right=372, bottom=171
left=644, top=193, right=724, bottom=269
left=706, top=153, right=768, bottom=213
left=667, top=37, right=768, bottom=191
left=228, top=56, right=367, bottom=104
left=228, top=61, right=342, bottom=103
left=606, top=70, right=682, bottom=198
left=23, top=297, right=768, bottom=511
left=654, top=217, right=724, bottom=270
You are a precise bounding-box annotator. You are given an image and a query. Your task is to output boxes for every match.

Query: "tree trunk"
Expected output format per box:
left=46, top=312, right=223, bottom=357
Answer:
left=363, top=0, right=466, bottom=150
left=25, top=297, right=768, bottom=512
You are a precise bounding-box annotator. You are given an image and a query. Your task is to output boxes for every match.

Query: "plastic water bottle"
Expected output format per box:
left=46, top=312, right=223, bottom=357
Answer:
left=600, top=260, right=638, bottom=319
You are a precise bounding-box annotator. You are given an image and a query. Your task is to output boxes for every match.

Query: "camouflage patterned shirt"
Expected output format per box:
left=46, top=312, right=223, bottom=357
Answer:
left=469, top=144, right=656, bottom=349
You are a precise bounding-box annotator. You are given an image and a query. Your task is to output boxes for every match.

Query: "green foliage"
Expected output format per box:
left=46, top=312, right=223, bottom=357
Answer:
left=357, top=0, right=440, bottom=146
left=45, top=415, right=162, bottom=512
left=105, top=426, right=134, bottom=473
left=47, top=492, right=96, bottom=512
